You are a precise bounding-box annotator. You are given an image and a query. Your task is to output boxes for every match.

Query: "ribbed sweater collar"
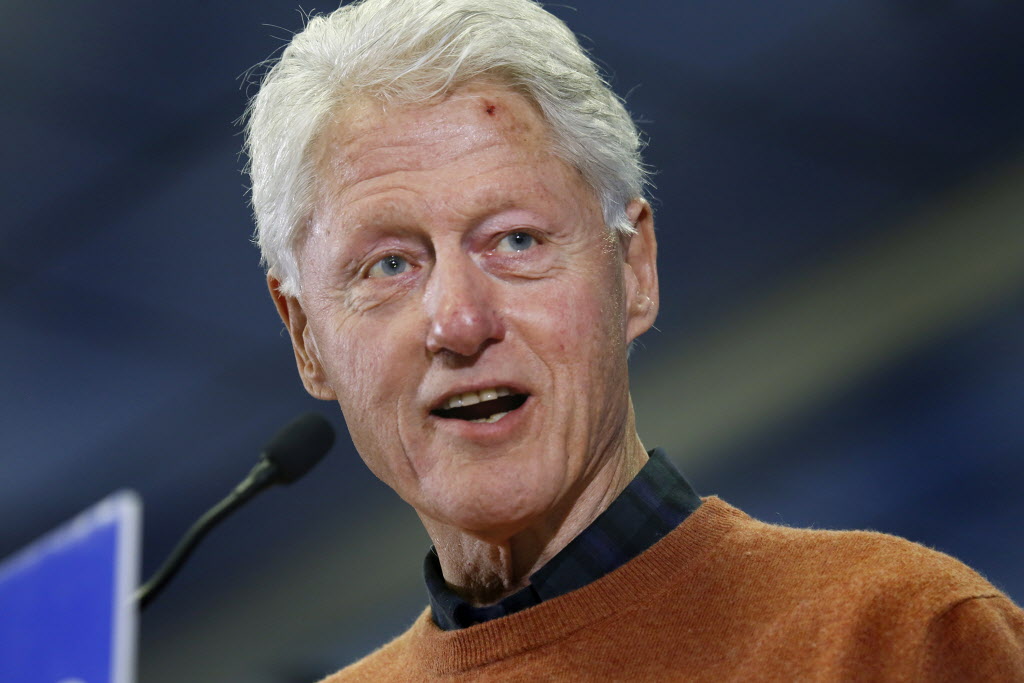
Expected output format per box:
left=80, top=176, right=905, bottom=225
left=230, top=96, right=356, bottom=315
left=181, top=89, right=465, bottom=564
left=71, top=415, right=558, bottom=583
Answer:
left=425, top=448, right=702, bottom=630
left=407, top=496, right=746, bottom=675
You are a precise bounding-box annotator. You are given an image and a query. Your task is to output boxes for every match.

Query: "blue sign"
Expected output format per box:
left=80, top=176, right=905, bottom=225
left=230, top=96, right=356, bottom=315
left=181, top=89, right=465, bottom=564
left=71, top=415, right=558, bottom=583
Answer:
left=0, top=491, right=141, bottom=683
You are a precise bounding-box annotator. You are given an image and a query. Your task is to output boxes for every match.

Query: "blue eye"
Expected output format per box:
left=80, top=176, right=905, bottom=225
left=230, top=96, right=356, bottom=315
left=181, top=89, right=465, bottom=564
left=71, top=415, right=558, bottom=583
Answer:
left=368, top=254, right=409, bottom=278
left=498, top=231, right=536, bottom=252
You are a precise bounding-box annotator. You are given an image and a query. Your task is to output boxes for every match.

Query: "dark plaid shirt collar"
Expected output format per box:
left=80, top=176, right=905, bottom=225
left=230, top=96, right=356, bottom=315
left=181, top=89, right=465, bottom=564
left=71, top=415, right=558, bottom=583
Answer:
left=424, top=448, right=702, bottom=630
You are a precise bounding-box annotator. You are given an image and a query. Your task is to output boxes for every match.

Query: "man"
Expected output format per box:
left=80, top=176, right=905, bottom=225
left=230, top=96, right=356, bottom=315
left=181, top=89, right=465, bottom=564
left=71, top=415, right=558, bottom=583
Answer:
left=245, top=0, right=1024, bottom=679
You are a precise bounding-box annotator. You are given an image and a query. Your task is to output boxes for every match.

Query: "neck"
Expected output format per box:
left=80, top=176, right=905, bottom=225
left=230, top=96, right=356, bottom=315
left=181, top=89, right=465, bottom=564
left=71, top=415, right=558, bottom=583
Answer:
left=420, top=430, right=649, bottom=606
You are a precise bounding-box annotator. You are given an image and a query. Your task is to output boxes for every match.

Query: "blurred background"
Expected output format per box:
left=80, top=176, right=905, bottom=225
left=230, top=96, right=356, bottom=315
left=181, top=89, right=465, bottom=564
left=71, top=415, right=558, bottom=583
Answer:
left=2, top=1, right=1022, bottom=680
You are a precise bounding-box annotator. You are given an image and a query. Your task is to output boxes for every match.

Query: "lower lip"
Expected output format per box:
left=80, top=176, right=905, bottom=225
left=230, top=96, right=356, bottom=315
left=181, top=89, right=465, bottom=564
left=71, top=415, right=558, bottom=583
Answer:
left=428, top=396, right=533, bottom=443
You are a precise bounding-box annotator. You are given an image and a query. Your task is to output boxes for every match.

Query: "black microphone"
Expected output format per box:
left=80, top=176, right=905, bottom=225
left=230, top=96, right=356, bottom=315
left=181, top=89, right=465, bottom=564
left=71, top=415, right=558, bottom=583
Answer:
left=136, top=412, right=335, bottom=610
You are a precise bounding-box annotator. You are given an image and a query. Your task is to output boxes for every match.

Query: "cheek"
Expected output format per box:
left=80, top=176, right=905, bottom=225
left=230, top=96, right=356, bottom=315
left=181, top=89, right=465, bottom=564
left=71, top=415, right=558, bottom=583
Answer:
left=316, top=317, right=397, bottom=428
left=522, top=275, right=627, bottom=371
left=328, top=337, right=407, bottom=482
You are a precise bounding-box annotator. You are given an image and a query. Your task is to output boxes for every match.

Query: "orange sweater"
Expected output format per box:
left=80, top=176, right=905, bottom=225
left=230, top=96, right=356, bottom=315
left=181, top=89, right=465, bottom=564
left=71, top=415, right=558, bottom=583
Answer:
left=322, top=497, right=1024, bottom=681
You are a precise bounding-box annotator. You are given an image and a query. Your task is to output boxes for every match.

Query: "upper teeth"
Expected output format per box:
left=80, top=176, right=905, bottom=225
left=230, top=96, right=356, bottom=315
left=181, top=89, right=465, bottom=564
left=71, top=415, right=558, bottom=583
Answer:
left=442, top=386, right=511, bottom=410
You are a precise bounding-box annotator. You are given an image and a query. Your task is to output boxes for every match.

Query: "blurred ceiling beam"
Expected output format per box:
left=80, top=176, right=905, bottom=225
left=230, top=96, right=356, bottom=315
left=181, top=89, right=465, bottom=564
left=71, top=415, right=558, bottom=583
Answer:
left=633, top=153, right=1024, bottom=465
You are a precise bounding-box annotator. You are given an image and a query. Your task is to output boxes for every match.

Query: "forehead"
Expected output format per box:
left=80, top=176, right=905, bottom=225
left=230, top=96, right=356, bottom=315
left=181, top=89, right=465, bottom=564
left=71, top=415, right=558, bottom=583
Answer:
left=320, top=83, right=548, bottom=165
left=333, top=83, right=548, bottom=148
left=309, top=83, right=571, bottom=212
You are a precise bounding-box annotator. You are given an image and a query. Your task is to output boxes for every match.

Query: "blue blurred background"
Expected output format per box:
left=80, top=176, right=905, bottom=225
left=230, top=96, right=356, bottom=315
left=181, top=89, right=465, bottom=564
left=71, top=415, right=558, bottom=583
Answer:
left=2, top=1, right=1022, bottom=680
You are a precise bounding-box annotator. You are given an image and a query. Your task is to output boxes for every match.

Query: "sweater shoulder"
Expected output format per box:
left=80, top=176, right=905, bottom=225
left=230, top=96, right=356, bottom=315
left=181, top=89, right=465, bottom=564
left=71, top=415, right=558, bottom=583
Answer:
left=708, top=498, right=1002, bottom=604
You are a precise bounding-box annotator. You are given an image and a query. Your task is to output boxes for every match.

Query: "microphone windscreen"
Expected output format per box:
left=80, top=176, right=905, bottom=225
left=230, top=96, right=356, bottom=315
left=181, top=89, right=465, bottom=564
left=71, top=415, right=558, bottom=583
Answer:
left=261, top=412, right=335, bottom=483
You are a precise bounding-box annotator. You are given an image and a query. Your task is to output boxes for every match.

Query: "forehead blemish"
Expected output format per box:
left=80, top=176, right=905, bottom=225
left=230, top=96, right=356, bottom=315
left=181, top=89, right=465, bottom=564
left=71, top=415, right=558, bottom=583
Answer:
left=485, top=102, right=497, bottom=116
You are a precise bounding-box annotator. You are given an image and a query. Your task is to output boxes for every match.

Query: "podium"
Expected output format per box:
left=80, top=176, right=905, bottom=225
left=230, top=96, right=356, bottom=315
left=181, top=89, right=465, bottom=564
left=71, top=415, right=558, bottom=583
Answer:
left=0, top=491, right=141, bottom=683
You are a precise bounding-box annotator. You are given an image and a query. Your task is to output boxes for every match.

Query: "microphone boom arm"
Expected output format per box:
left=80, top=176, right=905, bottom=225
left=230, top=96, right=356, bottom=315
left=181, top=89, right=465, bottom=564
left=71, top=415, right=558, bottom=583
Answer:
left=135, top=459, right=275, bottom=610
left=135, top=412, right=334, bottom=611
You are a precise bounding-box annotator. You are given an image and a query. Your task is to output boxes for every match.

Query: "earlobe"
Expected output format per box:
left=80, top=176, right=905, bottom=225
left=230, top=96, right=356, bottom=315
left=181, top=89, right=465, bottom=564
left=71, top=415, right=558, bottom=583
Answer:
left=267, top=275, right=337, bottom=400
left=621, top=199, right=659, bottom=344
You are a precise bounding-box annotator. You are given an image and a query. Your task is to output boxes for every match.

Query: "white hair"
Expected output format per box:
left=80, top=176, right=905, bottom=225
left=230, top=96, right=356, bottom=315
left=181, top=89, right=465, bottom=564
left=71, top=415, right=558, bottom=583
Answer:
left=245, top=0, right=648, bottom=296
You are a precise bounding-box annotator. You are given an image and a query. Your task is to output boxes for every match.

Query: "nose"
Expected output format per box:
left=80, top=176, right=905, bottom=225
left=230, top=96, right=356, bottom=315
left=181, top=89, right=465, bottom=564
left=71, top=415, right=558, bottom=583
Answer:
left=423, top=253, right=505, bottom=357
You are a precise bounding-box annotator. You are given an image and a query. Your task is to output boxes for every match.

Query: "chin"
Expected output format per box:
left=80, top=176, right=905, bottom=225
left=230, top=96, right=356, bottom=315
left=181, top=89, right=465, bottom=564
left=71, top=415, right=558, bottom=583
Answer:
left=420, top=463, right=561, bottom=542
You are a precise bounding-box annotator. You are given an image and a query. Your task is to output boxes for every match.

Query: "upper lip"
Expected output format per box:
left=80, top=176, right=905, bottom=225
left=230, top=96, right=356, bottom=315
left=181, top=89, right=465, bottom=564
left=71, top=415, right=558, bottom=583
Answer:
left=426, top=381, right=532, bottom=414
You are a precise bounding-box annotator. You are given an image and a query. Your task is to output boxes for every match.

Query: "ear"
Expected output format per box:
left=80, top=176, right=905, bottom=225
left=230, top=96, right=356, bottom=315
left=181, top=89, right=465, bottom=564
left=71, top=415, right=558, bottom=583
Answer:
left=620, top=199, right=659, bottom=344
left=267, top=275, right=337, bottom=400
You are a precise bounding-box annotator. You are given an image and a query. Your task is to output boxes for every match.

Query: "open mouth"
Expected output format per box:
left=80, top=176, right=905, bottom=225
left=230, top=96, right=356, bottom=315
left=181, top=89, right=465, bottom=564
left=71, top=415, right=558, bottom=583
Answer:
left=431, top=387, right=530, bottom=424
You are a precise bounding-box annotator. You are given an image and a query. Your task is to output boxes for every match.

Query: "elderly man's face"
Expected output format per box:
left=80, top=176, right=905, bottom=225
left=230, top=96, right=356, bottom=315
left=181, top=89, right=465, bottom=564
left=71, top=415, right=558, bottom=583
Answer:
left=272, top=83, right=657, bottom=541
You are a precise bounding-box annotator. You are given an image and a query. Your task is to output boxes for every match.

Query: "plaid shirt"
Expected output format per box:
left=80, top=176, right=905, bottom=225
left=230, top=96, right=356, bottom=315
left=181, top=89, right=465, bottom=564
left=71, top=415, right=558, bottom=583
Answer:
left=425, top=448, right=702, bottom=630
